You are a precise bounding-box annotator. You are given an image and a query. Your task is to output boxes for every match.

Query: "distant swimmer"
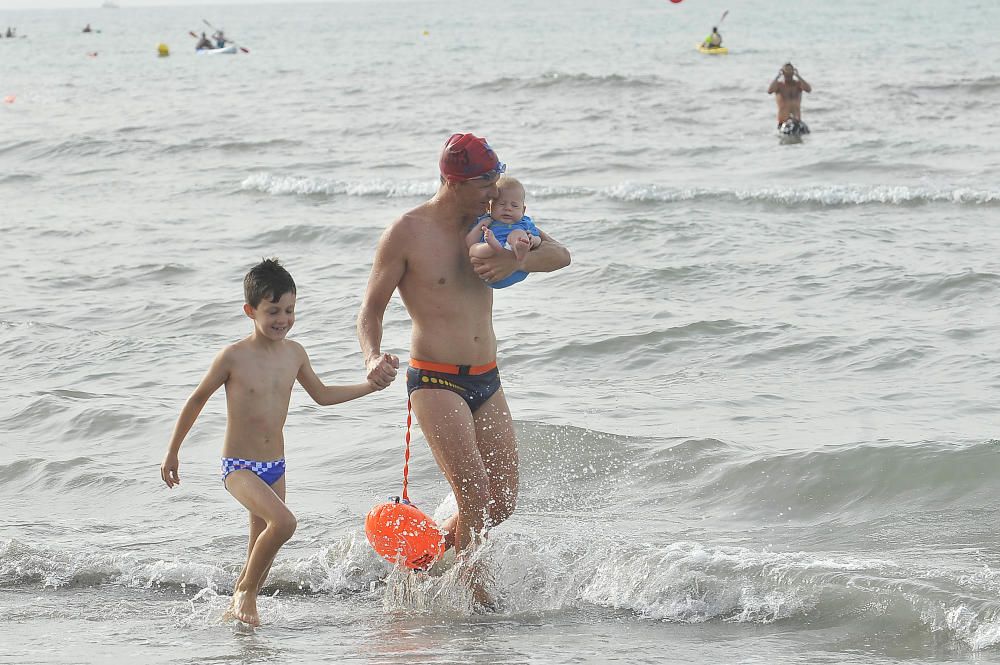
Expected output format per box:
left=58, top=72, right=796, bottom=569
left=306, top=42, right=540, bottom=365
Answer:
left=768, top=62, right=812, bottom=134
left=703, top=27, right=722, bottom=49
left=82, top=24, right=93, bottom=33
left=195, top=32, right=213, bottom=50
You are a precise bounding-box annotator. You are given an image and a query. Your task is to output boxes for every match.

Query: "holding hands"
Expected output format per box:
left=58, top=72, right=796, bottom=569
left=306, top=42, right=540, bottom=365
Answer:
left=366, top=352, right=399, bottom=390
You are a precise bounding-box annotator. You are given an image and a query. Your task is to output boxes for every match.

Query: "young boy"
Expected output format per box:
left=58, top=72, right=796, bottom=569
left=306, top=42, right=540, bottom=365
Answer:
left=160, top=258, right=386, bottom=627
left=466, top=175, right=542, bottom=289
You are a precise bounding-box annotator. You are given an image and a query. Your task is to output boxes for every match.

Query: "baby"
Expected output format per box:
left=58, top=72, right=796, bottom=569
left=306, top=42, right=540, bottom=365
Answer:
left=466, top=175, right=541, bottom=289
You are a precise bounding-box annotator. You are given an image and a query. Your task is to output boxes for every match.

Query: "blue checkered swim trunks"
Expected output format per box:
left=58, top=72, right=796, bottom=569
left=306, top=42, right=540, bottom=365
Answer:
left=221, top=457, right=286, bottom=486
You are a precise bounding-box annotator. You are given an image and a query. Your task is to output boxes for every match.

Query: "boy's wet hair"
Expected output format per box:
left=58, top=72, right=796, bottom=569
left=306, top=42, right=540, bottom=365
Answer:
left=244, top=258, right=296, bottom=308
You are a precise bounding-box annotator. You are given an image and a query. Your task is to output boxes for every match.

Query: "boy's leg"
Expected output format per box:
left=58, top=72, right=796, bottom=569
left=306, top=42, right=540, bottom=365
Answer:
left=231, top=476, right=286, bottom=594
left=223, top=471, right=296, bottom=626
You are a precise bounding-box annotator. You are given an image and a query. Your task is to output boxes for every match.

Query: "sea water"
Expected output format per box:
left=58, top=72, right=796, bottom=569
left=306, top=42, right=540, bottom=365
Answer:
left=2, top=0, right=1000, bottom=662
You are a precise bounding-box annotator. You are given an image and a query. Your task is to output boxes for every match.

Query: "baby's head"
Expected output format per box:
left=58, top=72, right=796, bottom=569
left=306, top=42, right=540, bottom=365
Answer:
left=243, top=258, right=297, bottom=340
left=490, top=175, right=527, bottom=224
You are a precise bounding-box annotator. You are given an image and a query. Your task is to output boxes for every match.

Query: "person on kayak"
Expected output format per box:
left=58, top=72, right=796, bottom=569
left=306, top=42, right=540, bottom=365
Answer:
left=195, top=32, right=214, bottom=50
left=768, top=62, right=812, bottom=127
left=703, top=27, right=722, bottom=49
left=213, top=29, right=227, bottom=48
left=83, top=24, right=93, bottom=33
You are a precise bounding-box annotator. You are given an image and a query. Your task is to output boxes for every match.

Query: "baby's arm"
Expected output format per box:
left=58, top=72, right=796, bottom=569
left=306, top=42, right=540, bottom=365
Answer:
left=161, top=349, right=230, bottom=488
left=296, top=343, right=381, bottom=406
left=465, top=217, right=492, bottom=248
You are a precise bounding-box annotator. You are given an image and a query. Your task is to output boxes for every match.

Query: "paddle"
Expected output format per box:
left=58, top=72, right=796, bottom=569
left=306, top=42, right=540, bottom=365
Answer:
left=201, top=18, right=249, bottom=53
left=718, top=9, right=729, bottom=25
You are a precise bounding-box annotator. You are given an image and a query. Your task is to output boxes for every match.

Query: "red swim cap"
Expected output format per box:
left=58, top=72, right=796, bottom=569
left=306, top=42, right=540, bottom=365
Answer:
left=439, top=133, right=505, bottom=182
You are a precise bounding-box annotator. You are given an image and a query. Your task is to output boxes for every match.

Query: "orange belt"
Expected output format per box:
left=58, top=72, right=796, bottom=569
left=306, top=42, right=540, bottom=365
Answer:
left=408, top=359, right=497, bottom=376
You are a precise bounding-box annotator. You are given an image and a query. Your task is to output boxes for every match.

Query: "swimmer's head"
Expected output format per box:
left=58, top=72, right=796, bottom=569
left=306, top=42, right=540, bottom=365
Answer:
left=439, top=133, right=506, bottom=183
left=782, top=62, right=794, bottom=76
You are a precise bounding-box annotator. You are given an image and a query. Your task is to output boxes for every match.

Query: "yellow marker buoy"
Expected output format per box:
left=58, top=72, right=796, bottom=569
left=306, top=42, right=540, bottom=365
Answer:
left=157, top=43, right=169, bottom=57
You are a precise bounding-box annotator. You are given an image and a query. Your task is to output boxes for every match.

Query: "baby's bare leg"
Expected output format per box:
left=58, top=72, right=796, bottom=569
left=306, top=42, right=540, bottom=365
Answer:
left=223, top=473, right=295, bottom=626
left=506, top=229, right=532, bottom=262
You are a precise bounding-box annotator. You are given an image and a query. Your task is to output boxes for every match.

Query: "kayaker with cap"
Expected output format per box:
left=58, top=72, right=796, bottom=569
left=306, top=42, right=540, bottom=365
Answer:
left=703, top=27, right=722, bottom=49
left=213, top=29, right=227, bottom=48
left=195, top=32, right=213, bottom=50
left=768, top=62, right=812, bottom=131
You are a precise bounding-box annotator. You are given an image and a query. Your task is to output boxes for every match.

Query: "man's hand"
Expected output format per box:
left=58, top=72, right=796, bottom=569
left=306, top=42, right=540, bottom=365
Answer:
left=366, top=352, right=399, bottom=390
left=470, top=243, right=523, bottom=284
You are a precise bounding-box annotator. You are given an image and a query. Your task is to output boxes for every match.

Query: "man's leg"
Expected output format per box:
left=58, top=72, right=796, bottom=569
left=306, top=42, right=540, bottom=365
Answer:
left=472, top=388, right=519, bottom=527
left=410, top=388, right=491, bottom=553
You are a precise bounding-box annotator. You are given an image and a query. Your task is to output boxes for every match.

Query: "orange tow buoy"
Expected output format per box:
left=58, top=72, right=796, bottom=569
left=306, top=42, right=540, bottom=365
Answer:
left=364, top=398, right=445, bottom=570
left=365, top=496, right=443, bottom=570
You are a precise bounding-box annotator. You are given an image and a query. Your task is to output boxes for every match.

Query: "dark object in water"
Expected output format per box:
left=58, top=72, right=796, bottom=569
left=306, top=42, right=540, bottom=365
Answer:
left=779, top=118, right=810, bottom=136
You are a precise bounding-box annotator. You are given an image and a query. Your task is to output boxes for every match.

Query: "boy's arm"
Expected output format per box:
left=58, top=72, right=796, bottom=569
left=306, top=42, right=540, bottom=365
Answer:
left=296, top=344, right=380, bottom=406
left=357, top=222, right=405, bottom=388
left=160, top=350, right=230, bottom=488
left=470, top=228, right=571, bottom=284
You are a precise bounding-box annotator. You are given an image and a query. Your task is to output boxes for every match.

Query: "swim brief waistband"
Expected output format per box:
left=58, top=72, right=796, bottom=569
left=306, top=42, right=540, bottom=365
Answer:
left=408, top=359, right=498, bottom=375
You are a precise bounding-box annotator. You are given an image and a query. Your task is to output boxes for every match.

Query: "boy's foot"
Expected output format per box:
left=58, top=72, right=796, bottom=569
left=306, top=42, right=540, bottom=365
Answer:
left=227, top=589, right=261, bottom=626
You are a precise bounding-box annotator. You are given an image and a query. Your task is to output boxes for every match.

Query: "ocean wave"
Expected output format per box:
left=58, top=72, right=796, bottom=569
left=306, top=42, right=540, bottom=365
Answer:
left=6, top=528, right=1000, bottom=650
left=471, top=72, right=668, bottom=92
left=600, top=182, right=1000, bottom=207
left=0, top=173, right=40, bottom=185
left=239, top=174, right=1000, bottom=207
left=239, top=173, right=436, bottom=198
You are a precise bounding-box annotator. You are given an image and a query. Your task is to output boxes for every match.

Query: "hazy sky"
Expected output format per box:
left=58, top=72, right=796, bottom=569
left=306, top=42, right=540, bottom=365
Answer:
left=0, top=0, right=349, bottom=8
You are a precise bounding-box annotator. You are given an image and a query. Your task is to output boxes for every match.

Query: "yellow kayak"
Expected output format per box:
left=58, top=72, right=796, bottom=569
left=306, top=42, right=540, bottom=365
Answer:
left=697, top=44, right=729, bottom=55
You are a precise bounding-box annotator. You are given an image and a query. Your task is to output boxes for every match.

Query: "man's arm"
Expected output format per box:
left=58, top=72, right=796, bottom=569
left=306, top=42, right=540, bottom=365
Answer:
left=357, top=224, right=404, bottom=388
left=794, top=68, right=811, bottom=93
left=470, top=229, right=570, bottom=283
left=767, top=77, right=780, bottom=94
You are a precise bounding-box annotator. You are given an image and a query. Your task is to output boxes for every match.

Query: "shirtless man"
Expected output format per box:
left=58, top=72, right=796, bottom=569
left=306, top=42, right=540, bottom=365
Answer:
left=358, top=134, right=571, bottom=568
left=768, top=62, right=812, bottom=128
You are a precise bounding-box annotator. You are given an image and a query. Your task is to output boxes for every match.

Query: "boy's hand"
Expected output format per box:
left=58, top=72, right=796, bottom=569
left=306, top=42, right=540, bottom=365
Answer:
left=366, top=352, right=399, bottom=390
left=161, top=454, right=180, bottom=488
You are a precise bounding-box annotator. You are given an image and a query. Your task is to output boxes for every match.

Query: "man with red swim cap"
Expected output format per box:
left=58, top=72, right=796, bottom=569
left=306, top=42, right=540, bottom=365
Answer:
left=358, top=134, right=570, bottom=597
left=438, top=133, right=505, bottom=182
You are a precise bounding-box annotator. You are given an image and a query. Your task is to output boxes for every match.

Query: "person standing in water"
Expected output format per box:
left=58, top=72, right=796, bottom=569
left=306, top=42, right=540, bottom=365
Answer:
left=357, top=134, right=571, bottom=601
left=768, top=62, right=812, bottom=132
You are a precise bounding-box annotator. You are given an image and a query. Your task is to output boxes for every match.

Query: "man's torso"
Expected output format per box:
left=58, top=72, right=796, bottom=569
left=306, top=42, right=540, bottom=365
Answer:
left=397, top=206, right=497, bottom=365
left=774, top=81, right=804, bottom=122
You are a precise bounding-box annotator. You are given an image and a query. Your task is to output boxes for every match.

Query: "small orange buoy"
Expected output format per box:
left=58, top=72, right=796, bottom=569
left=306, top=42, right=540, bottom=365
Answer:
left=365, top=497, right=444, bottom=570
